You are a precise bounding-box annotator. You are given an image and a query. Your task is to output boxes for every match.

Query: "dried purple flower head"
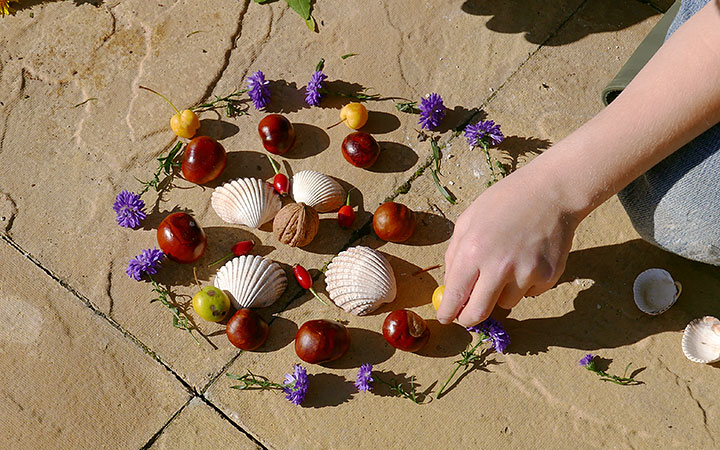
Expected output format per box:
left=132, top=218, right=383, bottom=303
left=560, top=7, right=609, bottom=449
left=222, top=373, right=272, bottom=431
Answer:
left=126, top=248, right=165, bottom=281
left=282, top=364, right=309, bottom=405
left=579, top=354, right=596, bottom=367
left=467, top=317, right=510, bottom=353
left=247, top=70, right=271, bottom=110
left=418, top=93, right=446, bottom=130
left=113, top=190, right=146, bottom=229
left=305, top=71, right=327, bottom=106
left=355, top=363, right=374, bottom=392
left=464, top=120, right=504, bottom=148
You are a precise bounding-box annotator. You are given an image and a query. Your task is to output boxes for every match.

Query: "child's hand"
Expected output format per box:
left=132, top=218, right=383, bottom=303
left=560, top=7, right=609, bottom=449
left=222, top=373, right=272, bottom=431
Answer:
left=437, top=167, right=579, bottom=327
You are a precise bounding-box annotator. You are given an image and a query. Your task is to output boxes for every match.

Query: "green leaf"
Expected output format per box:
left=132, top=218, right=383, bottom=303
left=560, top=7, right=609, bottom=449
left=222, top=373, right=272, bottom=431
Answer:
left=305, top=15, right=316, bottom=31
left=284, top=0, right=311, bottom=19
left=430, top=137, right=441, bottom=173
left=341, top=53, right=358, bottom=60
left=253, top=0, right=274, bottom=3
left=315, top=58, right=325, bottom=72
left=431, top=169, right=457, bottom=205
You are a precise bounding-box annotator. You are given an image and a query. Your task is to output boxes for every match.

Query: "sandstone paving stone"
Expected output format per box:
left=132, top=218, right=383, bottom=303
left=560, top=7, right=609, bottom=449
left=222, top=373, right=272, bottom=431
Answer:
left=150, top=397, right=262, bottom=450
left=0, top=0, right=595, bottom=391
left=0, top=238, right=190, bottom=449
left=0, top=0, right=714, bottom=448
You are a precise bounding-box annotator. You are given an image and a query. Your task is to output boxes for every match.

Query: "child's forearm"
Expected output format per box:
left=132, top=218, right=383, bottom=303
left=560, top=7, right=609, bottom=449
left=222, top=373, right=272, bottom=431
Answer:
left=528, top=0, right=720, bottom=221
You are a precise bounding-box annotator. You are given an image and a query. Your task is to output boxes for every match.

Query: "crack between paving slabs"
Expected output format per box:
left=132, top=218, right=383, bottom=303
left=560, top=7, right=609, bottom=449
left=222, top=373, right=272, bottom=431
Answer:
left=196, top=0, right=251, bottom=108
left=139, top=396, right=192, bottom=450
left=0, top=233, right=197, bottom=397
left=0, top=233, right=273, bottom=448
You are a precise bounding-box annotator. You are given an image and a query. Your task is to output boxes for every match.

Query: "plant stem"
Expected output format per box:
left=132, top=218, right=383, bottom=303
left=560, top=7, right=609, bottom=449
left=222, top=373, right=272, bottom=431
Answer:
left=309, top=287, right=329, bottom=306
left=137, top=141, right=184, bottom=197
left=227, top=371, right=285, bottom=391
left=436, top=338, right=486, bottom=399
left=266, top=154, right=280, bottom=175
left=374, top=373, right=422, bottom=404
left=148, top=276, right=200, bottom=345
left=139, top=86, right=180, bottom=114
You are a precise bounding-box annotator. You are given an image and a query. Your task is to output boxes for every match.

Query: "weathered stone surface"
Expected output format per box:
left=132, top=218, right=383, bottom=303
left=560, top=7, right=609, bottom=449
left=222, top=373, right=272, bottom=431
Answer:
left=1, top=0, right=716, bottom=448
left=150, top=397, right=261, bottom=450
left=0, top=239, right=189, bottom=449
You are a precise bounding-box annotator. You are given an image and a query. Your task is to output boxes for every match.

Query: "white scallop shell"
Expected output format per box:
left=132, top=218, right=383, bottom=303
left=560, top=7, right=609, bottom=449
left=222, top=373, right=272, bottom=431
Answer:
left=211, top=178, right=281, bottom=228
left=682, top=316, right=720, bottom=364
left=214, top=255, right=287, bottom=309
left=325, top=246, right=396, bottom=315
left=633, top=268, right=681, bottom=315
left=290, top=170, right=345, bottom=213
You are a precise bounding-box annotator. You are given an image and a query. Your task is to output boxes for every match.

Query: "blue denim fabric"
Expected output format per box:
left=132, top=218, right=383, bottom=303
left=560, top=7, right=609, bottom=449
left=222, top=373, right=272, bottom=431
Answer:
left=617, top=0, right=720, bottom=265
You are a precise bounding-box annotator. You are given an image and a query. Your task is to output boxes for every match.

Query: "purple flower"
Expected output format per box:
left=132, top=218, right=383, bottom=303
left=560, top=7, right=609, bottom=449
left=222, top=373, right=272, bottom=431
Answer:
left=418, top=93, right=446, bottom=130
left=579, top=354, right=596, bottom=367
left=305, top=71, right=327, bottom=106
left=126, top=248, right=165, bottom=281
left=464, top=120, right=504, bottom=148
left=282, top=364, right=309, bottom=405
left=355, top=363, right=374, bottom=392
left=247, top=70, right=271, bottom=110
left=467, top=317, right=510, bottom=353
left=113, top=190, right=146, bottom=229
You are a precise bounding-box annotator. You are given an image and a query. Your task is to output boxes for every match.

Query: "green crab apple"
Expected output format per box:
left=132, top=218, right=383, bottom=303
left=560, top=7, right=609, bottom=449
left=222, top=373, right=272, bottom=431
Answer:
left=192, top=286, right=231, bottom=322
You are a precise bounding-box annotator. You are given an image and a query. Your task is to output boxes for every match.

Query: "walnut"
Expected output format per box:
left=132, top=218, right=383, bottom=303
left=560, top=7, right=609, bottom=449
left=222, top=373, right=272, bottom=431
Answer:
left=273, top=202, right=319, bottom=247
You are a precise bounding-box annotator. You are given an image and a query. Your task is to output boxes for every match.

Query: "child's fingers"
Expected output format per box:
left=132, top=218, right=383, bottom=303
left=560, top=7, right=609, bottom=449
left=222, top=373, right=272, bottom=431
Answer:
left=456, top=275, right=505, bottom=327
left=495, top=280, right=525, bottom=310
left=437, top=262, right=479, bottom=324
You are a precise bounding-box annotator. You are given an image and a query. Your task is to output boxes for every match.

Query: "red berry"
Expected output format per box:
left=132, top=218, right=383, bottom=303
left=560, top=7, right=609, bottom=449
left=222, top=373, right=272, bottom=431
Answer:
left=337, top=205, right=355, bottom=229
left=231, top=240, right=254, bottom=256
left=293, top=264, right=313, bottom=290
left=273, top=173, right=289, bottom=195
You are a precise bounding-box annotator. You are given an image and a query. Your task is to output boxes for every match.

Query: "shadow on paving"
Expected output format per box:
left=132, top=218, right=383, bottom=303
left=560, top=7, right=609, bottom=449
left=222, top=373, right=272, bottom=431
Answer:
left=503, top=239, right=720, bottom=355
left=461, top=0, right=661, bottom=46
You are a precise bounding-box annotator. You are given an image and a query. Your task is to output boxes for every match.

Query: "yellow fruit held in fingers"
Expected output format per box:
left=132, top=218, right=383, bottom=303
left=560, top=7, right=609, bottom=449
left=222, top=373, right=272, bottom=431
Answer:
left=339, top=102, right=368, bottom=129
left=432, top=285, right=445, bottom=310
left=170, top=109, right=200, bottom=139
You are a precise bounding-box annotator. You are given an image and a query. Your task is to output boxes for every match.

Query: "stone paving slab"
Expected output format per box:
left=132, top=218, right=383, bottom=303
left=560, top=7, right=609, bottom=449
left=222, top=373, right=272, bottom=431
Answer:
left=1, top=0, right=716, bottom=448
left=0, top=238, right=190, bottom=449
left=149, top=397, right=261, bottom=450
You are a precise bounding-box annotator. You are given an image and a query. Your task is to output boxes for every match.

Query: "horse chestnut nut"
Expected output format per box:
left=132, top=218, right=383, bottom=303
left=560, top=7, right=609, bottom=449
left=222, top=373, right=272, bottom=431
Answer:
left=182, top=136, right=227, bottom=184
left=373, top=201, right=416, bottom=242
left=382, top=309, right=430, bottom=352
left=294, top=319, right=350, bottom=364
left=226, top=309, right=270, bottom=350
left=157, top=212, right=207, bottom=263
left=258, top=114, right=296, bottom=155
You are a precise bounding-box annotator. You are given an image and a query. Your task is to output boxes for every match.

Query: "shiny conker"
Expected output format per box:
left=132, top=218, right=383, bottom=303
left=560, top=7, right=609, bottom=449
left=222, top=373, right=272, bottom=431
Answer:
left=382, top=309, right=430, bottom=352
left=373, top=201, right=416, bottom=242
left=294, top=319, right=350, bottom=364
left=341, top=131, right=380, bottom=168
left=226, top=309, right=270, bottom=351
left=157, top=212, right=207, bottom=263
left=181, top=136, right=227, bottom=184
left=258, top=114, right=296, bottom=155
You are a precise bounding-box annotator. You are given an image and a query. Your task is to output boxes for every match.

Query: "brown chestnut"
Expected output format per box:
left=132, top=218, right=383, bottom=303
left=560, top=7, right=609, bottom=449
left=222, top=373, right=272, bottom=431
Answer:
left=341, top=131, right=380, bottom=168
left=294, top=319, right=350, bottom=364
left=382, top=309, right=430, bottom=352
left=157, top=212, right=207, bottom=263
left=258, top=114, right=296, bottom=155
left=226, top=309, right=270, bottom=350
left=181, top=136, right=227, bottom=184
left=373, top=201, right=416, bottom=242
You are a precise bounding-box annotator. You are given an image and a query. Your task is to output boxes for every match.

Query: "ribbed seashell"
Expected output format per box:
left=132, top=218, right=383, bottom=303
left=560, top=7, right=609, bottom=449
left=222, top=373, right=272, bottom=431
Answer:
left=290, top=170, right=345, bottom=213
left=325, top=246, right=396, bottom=315
left=214, top=255, right=287, bottom=309
left=633, top=268, right=681, bottom=315
left=682, top=316, right=720, bottom=364
left=211, top=178, right=281, bottom=228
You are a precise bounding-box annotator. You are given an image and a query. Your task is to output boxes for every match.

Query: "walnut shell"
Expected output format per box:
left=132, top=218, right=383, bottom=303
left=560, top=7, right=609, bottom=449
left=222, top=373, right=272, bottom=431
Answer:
left=273, top=202, right=319, bottom=247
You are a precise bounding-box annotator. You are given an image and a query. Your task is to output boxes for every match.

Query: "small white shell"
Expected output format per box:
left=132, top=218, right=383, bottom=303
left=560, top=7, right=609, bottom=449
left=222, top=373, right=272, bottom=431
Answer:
left=214, top=255, right=287, bottom=309
left=211, top=178, right=281, bottom=228
left=682, top=316, right=720, bottom=364
left=291, top=170, right=345, bottom=213
left=633, top=268, right=681, bottom=315
left=325, top=246, right=396, bottom=315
